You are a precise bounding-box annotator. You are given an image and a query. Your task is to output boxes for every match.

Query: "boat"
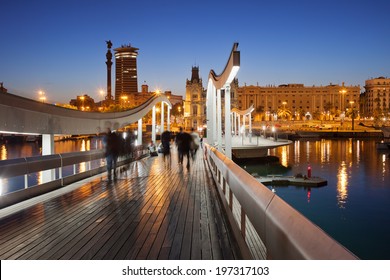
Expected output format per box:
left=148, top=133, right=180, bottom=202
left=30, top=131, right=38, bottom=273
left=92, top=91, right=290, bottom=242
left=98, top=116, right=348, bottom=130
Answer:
left=376, top=141, right=390, bottom=151
left=255, top=174, right=327, bottom=187
left=295, top=131, right=320, bottom=138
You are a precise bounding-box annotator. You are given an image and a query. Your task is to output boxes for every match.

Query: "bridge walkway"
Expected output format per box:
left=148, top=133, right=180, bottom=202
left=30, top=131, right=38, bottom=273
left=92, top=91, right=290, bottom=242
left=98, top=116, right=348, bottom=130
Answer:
left=0, top=148, right=243, bottom=260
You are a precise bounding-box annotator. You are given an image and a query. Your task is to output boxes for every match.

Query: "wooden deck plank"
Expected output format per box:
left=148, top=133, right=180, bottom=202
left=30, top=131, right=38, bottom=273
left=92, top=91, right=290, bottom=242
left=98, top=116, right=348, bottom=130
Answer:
left=0, top=147, right=244, bottom=260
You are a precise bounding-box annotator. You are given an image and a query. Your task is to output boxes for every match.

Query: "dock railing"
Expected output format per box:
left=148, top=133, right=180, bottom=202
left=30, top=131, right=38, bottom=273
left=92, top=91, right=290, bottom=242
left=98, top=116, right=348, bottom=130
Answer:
left=0, top=146, right=148, bottom=209
left=205, top=143, right=358, bottom=260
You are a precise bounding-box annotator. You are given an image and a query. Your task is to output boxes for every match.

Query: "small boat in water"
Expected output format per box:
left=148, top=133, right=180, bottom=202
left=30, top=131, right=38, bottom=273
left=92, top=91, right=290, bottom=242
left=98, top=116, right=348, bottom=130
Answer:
left=376, top=141, right=390, bottom=151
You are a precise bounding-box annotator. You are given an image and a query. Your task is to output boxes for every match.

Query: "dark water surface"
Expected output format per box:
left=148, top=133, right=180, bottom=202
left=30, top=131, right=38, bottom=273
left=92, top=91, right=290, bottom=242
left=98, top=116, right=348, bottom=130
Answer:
left=239, top=139, right=390, bottom=260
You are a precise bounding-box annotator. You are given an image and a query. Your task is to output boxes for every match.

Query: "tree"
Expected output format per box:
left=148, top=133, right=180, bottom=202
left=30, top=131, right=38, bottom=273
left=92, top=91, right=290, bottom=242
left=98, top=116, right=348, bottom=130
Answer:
left=323, top=102, right=333, bottom=120
left=277, top=107, right=292, bottom=120
left=295, top=108, right=305, bottom=121
left=255, top=105, right=265, bottom=121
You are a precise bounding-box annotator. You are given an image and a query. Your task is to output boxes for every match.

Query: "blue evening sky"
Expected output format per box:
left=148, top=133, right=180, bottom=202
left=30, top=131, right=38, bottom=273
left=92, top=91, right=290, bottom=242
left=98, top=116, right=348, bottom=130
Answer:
left=1, top=0, right=390, bottom=103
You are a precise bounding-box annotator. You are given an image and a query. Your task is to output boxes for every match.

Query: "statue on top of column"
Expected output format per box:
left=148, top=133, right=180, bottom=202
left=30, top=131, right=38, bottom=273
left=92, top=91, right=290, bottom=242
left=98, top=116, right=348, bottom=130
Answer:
left=106, top=40, right=112, bottom=49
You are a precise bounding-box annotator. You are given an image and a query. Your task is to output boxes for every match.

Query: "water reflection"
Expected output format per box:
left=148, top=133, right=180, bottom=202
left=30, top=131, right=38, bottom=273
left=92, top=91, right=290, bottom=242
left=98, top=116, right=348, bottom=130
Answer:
left=1, top=144, right=6, bottom=160
left=37, top=171, right=43, bottom=186
left=337, top=161, right=348, bottom=208
left=382, top=154, right=387, bottom=182
left=280, top=146, right=288, bottom=167
left=294, top=141, right=300, bottom=163
left=320, top=139, right=330, bottom=163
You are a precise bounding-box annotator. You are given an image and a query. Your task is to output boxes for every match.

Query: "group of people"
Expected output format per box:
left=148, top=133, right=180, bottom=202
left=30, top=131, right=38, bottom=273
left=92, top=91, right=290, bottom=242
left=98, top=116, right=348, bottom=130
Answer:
left=149, top=127, right=202, bottom=169
left=105, top=126, right=203, bottom=182
left=104, top=127, right=136, bottom=182
left=175, top=127, right=201, bottom=169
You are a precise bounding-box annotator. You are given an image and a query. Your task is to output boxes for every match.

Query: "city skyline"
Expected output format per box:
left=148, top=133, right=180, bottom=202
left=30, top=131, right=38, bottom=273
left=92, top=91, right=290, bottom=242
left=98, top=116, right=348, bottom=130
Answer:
left=1, top=0, right=390, bottom=104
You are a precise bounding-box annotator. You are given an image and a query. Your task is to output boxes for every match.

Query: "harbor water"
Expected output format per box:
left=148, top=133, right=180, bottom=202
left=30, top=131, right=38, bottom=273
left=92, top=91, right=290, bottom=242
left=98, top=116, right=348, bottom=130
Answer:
left=239, top=138, right=390, bottom=260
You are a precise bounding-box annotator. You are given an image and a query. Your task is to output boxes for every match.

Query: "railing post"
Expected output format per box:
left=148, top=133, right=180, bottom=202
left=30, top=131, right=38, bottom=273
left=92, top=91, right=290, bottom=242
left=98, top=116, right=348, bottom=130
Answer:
left=24, top=157, right=28, bottom=189
left=229, top=188, right=233, bottom=211
left=42, top=134, right=55, bottom=183
left=241, top=206, right=246, bottom=239
left=222, top=177, right=226, bottom=194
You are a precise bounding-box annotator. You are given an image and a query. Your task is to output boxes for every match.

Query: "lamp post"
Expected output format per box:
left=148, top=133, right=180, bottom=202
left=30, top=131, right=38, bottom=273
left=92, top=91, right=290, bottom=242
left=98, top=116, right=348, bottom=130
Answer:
left=121, top=95, right=128, bottom=109
left=38, top=90, right=46, bottom=103
left=80, top=95, right=85, bottom=111
left=350, top=101, right=355, bottom=130
left=339, top=89, right=347, bottom=113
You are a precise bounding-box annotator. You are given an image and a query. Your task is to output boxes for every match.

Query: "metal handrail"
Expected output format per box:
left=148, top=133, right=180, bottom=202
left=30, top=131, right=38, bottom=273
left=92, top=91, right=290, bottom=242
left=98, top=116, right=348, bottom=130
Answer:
left=0, top=146, right=148, bottom=209
left=205, top=143, right=358, bottom=260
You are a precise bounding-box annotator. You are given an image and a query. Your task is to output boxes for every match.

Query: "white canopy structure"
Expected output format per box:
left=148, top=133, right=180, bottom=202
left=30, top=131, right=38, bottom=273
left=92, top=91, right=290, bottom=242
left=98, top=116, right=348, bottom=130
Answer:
left=206, top=43, right=240, bottom=159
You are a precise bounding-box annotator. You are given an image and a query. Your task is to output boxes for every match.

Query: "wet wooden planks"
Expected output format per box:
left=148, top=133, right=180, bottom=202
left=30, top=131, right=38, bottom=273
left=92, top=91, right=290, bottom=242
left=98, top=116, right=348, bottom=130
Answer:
left=0, top=149, right=242, bottom=260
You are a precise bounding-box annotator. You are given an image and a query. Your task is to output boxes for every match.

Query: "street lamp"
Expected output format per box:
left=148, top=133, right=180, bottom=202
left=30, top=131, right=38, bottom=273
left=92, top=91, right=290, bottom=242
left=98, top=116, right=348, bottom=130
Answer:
left=350, top=101, right=355, bottom=130
left=38, top=90, right=46, bottom=103
left=39, top=96, right=46, bottom=103
left=79, top=95, right=85, bottom=110
left=121, top=95, right=128, bottom=108
left=339, top=89, right=347, bottom=113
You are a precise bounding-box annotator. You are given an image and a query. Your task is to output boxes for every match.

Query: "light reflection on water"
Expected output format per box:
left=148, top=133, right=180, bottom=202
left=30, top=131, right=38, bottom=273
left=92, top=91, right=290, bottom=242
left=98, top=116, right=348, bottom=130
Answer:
left=251, top=138, right=390, bottom=259
left=336, top=161, right=348, bottom=209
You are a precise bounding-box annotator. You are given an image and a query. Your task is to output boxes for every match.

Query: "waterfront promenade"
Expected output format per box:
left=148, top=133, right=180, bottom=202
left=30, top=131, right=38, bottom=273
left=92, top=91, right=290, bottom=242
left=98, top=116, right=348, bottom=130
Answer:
left=0, top=149, right=243, bottom=260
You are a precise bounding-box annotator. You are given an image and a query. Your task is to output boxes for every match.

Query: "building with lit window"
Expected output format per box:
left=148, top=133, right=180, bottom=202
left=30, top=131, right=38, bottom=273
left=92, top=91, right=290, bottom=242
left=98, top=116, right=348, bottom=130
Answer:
left=237, top=82, right=360, bottom=120
left=184, top=67, right=239, bottom=131
left=361, top=77, right=390, bottom=118
left=184, top=67, right=206, bottom=130
left=114, top=44, right=139, bottom=104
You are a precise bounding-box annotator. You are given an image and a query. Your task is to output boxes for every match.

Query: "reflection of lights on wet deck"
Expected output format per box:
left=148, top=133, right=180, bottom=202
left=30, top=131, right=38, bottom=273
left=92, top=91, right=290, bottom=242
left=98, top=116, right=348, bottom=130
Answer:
left=81, top=139, right=86, bottom=152
left=337, top=161, right=348, bottom=208
left=0, top=178, right=3, bottom=196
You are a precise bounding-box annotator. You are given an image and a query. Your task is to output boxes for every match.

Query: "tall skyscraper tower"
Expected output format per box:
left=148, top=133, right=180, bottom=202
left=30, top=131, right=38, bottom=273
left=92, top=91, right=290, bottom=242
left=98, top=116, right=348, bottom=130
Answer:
left=114, top=44, right=139, bottom=104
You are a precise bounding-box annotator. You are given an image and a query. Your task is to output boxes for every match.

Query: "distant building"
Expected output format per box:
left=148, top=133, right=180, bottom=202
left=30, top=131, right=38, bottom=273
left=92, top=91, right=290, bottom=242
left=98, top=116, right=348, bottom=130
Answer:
left=127, top=83, right=182, bottom=109
left=237, top=82, right=360, bottom=120
left=361, top=77, right=390, bottom=117
left=114, top=44, right=139, bottom=104
left=183, top=67, right=239, bottom=130
left=69, top=94, right=95, bottom=111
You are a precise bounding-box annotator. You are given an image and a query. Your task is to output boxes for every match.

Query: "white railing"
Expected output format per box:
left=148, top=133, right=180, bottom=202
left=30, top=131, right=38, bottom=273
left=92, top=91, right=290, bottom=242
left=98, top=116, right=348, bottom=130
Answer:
left=205, top=143, right=358, bottom=260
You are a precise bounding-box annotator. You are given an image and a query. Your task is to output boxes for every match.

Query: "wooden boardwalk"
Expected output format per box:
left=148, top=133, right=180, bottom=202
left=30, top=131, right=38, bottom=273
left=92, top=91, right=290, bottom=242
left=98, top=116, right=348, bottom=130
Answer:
left=0, top=148, right=243, bottom=260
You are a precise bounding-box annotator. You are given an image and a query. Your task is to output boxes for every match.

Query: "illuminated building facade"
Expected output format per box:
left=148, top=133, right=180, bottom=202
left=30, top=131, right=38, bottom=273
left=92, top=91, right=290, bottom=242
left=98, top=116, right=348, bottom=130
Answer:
left=114, top=44, right=139, bottom=104
left=184, top=67, right=206, bottom=130
left=361, top=77, right=390, bottom=117
left=238, top=82, right=360, bottom=120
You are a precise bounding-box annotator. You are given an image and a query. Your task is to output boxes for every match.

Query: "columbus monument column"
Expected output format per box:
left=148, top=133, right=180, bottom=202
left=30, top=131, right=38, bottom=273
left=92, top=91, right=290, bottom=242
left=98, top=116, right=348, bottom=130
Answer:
left=105, top=40, right=113, bottom=104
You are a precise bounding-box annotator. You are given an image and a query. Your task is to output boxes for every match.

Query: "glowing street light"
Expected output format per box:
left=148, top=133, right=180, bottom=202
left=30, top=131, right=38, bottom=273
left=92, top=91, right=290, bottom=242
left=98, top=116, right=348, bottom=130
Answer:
left=79, top=95, right=85, bottom=110
left=350, top=101, right=355, bottom=130
left=121, top=95, right=128, bottom=108
left=38, top=90, right=46, bottom=103
left=339, top=89, right=347, bottom=112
